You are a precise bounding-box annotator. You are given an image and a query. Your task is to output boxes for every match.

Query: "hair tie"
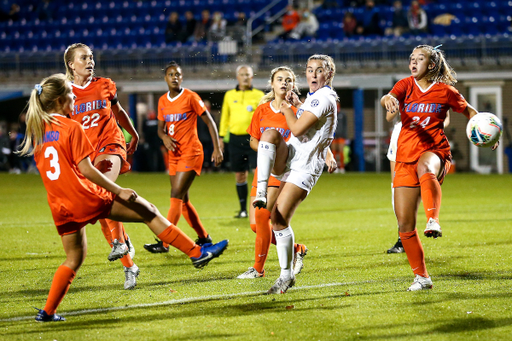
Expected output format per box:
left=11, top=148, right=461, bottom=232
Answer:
left=34, top=84, right=42, bottom=95
left=433, top=44, right=442, bottom=51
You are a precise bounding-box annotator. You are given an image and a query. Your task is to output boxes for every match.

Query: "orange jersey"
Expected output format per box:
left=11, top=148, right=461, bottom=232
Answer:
left=70, top=77, right=126, bottom=152
left=247, top=101, right=296, bottom=188
left=34, top=114, right=113, bottom=226
left=157, top=88, right=206, bottom=158
left=390, top=76, right=467, bottom=162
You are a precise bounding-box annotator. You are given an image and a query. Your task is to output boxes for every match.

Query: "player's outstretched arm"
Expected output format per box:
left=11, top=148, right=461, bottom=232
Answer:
left=78, top=156, right=137, bottom=202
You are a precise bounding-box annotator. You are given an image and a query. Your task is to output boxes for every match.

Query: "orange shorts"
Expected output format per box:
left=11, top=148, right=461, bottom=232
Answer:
left=93, top=143, right=131, bottom=174
left=250, top=175, right=281, bottom=196
left=393, top=159, right=451, bottom=188
left=168, top=154, right=203, bottom=176
left=56, top=203, right=113, bottom=236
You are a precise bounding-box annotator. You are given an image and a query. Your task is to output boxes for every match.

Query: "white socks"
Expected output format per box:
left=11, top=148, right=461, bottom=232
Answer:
left=274, top=226, right=295, bottom=280
left=256, top=141, right=276, bottom=194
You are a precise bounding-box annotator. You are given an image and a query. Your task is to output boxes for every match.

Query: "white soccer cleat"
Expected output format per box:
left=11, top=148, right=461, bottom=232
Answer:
left=108, top=239, right=129, bottom=261
left=293, top=245, right=308, bottom=276
left=252, top=191, right=267, bottom=209
left=424, top=218, right=442, bottom=238
left=407, top=274, right=433, bottom=291
left=124, top=264, right=140, bottom=290
left=267, top=276, right=295, bottom=294
left=237, top=267, right=265, bottom=279
left=126, top=235, right=135, bottom=260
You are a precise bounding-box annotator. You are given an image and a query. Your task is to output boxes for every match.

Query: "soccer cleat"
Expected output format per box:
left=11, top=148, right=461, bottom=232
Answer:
left=126, top=235, right=135, bottom=260
left=424, top=218, right=442, bottom=238
left=267, top=276, right=295, bottom=294
left=237, top=267, right=265, bottom=279
left=387, top=239, right=404, bottom=253
left=34, top=308, right=65, bottom=322
left=252, top=191, right=267, bottom=209
left=293, top=245, right=308, bottom=276
left=407, top=274, right=433, bottom=291
left=191, top=240, right=229, bottom=269
left=108, top=239, right=129, bottom=261
left=143, top=239, right=169, bottom=253
left=124, top=264, right=140, bottom=290
left=195, top=235, right=213, bottom=246
left=234, top=210, right=248, bottom=218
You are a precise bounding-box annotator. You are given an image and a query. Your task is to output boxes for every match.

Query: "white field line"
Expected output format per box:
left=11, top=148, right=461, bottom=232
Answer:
left=0, top=280, right=372, bottom=322
left=0, top=207, right=390, bottom=227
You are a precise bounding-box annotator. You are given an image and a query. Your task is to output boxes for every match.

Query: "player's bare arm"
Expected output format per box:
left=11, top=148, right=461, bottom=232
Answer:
left=157, top=119, right=177, bottom=152
left=78, top=156, right=137, bottom=202
left=382, top=93, right=400, bottom=121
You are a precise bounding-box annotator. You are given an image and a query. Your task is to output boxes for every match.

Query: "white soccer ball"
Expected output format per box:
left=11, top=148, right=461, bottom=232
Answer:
left=466, top=112, right=503, bottom=147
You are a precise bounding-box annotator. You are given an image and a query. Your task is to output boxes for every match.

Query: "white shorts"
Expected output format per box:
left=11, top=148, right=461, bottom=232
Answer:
left=387, top=121, right=402, bottom=162
left=279, top=169, right=320, bottom=194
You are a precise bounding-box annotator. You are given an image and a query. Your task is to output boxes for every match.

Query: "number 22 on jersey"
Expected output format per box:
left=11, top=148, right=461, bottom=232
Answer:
left=82, top=113, right=100, bottom=129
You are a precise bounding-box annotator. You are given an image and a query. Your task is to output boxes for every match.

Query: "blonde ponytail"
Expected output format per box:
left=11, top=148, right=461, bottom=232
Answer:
left=19, top=74, right=68, bottom=156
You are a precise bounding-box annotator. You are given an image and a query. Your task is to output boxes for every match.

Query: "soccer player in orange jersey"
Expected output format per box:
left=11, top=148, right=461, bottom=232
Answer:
left=381, top=45, right=499, bottom=291
left=63, top=43, right=140, bottom=289
left=237, top=66, right=320, bottom=279
left=143, top=61, right=223, bottom=253
left=19, top=74, right=228, bottom=322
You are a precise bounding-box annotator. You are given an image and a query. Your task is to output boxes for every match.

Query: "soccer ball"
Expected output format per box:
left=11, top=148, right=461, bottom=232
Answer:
left=466, top=112, right=502, bottom=147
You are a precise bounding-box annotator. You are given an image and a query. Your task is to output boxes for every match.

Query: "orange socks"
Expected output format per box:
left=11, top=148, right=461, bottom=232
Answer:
left=420, top=173, right=441, bottom=222
left=182, top=200, right=208, bottom=239
left=157, top=224, right=201, bottom=258
left=400, top=230, right=428, bottom=278
left=167, top=198, right=183, bottom=225
left=164, top=198, right=184, bottom=249
left=99, top=219, right=134, bottom=267
left=254, top=208, right=272, bottom=273
left=43, top=265, right=76, bottom=315
left=99, top=219, right=113, bottom=246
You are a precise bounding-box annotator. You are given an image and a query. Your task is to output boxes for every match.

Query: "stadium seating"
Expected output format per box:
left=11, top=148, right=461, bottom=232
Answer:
left=0, top=0, right=511, bottom=71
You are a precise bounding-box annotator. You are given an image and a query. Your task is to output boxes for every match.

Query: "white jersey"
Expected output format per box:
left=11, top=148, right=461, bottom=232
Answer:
left=387, top=120, right=402, bottom=162
left=287, top=86, right=338, bottom=176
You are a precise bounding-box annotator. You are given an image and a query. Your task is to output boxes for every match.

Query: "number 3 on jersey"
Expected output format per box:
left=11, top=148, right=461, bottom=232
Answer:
left=410, top=116, right=430, bottom=129
left=82, top=113, right=100, bottom=129
left=44, top=146, right=60, bottom=180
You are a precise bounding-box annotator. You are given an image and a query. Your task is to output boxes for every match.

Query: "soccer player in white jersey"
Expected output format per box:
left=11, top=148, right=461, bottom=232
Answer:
left=253, top=55, right=339, bottom=294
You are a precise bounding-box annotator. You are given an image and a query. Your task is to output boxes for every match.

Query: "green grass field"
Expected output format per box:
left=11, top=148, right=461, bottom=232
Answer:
left=1, top=171, right=511, bottom=340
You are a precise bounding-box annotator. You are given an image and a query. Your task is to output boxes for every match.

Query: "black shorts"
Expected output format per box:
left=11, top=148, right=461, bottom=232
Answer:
left=228, top=133, right=257, bottom=172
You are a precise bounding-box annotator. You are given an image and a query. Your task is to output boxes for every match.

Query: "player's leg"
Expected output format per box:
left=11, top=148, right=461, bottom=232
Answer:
left=267, top=182, right=307, bottom=294
left=387, top=160, right=404, bottom=253
left=36, top=228, right=87, bottom=322
left=171, top=171, right=209, bottom=241
left=417, top=152, right=443, bottom=238
left=95, top=153, right=138, bottom=288
left=253, top=129, right=289, bottom=208
left=234, top=170, right=249, bottom=218
left=109, top=194, right=228, bottom=269
left=95, top=154, right=134, bottom=263
left=395, top=186, right=432, bottom=291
